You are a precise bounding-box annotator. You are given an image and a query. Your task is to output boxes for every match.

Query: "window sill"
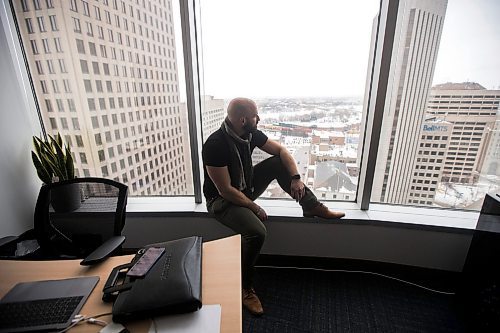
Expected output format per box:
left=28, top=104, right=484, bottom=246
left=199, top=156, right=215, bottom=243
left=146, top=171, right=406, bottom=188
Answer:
left=127, top=197, right=479, bottom=230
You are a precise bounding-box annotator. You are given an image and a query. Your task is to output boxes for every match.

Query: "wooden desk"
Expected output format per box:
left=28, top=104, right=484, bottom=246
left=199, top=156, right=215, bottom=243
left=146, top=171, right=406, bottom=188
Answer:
left=0, top=235, right=242, bottom=333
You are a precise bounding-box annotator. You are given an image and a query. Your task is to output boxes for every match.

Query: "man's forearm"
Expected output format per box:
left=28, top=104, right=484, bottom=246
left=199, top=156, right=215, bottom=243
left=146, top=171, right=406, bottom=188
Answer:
left=219, top=186, right=259, bottom=212
left=279, top=149, right=299, bottom=176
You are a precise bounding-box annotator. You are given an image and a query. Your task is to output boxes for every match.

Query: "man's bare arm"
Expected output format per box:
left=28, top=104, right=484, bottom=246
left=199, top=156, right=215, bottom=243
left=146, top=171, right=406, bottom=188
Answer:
left=206, top=166, right=267, bottom=220
left=260, top=140, right=299, bottom=176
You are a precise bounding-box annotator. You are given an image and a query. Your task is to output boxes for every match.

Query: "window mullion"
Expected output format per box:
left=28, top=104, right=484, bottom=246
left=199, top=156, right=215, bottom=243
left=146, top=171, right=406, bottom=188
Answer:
left=179, top=0, right=203, bottom=203
left=357, top=0, right=399, bottom=210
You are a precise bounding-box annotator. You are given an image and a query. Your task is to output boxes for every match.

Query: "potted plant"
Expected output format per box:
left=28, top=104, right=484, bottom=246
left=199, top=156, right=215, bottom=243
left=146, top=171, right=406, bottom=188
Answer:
left=32, top=133, right=80, bottom=212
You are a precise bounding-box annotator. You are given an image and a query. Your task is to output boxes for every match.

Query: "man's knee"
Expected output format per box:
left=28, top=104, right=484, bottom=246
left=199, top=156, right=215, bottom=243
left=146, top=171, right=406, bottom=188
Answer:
left=264, top=155, right=286, bottom=171
left=243, top=223, right=267, bottom=246
left=255, top=224, right=267, bottom=244
left=267, top=155, right=281, bottom=164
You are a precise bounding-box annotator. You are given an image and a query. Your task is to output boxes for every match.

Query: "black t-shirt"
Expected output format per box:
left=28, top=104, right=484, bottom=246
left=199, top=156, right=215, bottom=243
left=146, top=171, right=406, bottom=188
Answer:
left=202, top=128, right=268, bottom=200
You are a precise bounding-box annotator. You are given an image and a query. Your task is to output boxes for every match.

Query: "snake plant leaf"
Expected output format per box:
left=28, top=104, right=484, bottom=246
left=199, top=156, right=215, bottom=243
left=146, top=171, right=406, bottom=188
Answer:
left=40, top=152, right=54, bottom=177
left=38, top=138, right=56, bottom=159
left=65, top=147, right=74, bottom=179
left=47, top=135, right=61, bottom=157
left=33, top=137, right=54, bottom=179
left=32, top=133, right=75, bottom=183
left=34, top=137, right=51, bottom=159
left=51, top=138, right=68, bottom=180
left=41, top=144, right=58, bottom=171
left=55, top=133, right=63, bottom=148
left=33, top=137, right=42, bottom=157
left=32, top=151, right=52, bottom=184
left=42, top=154, right=65, bottom=180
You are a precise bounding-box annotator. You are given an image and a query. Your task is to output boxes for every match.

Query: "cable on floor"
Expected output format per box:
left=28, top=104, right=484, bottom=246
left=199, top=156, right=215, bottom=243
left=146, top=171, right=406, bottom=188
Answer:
left=255, top=265, right=456, bottom=295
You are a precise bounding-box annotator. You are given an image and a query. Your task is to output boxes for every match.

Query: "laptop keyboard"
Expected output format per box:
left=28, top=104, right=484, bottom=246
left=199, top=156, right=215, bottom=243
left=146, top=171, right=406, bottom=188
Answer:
left=0, top=296, right=83, bottom=329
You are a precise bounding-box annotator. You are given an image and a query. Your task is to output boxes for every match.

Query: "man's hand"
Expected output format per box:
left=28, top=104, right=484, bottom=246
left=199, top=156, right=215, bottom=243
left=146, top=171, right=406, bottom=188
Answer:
left=253, top=205, right=268, bottom=221
left=290, top=179, right=306, bottom=202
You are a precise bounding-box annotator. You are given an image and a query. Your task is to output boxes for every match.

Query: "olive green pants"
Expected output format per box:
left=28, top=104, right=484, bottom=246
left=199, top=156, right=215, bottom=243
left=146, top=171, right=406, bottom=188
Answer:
left=206, top=156, right=318, bottom=289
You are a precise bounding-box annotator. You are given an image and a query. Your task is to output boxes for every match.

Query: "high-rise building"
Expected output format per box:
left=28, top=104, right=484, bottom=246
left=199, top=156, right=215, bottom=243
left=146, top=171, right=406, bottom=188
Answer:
left=408, top=117, right=451, bottom=206
left=370, top=0, right=448, bottom=204
left=13, top=0, right=192, bottom=196
left=178, top=95, right=224, bottom=194
left=426, top=83, right=500, bottom=184
left=481, top=120, right=500, bottom=177
left=200, top=95, right=225, bottom=142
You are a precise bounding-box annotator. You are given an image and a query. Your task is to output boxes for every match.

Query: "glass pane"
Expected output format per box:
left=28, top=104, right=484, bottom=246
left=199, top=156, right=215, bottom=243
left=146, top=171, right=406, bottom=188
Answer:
left=12, top=0, right=193, bottom=196
left=370, top=0, right=500, bottom=210
left=199, top=0, right=379, bottom=201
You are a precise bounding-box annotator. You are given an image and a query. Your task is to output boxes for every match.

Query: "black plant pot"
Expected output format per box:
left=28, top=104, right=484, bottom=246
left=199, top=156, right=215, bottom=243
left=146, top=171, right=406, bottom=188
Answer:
left=50, top=183, right=82, bottom=212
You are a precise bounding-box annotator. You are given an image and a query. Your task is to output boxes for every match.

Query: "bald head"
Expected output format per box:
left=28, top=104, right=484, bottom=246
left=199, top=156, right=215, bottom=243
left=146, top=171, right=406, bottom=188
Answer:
left=227, top=98, right=257, bottom=123
left=226, top=98, right=260, bottom=135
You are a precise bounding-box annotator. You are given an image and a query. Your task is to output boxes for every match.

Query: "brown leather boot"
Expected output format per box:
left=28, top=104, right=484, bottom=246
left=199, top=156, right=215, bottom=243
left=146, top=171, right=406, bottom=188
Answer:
left=242, top=288, right=264, bottom=316
left=303, top=203, right=345, bottom=219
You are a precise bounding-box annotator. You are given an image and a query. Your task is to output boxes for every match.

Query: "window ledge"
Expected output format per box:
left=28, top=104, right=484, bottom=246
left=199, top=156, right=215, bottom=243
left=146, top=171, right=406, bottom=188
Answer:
left=127, top=197, right=479, bottom=230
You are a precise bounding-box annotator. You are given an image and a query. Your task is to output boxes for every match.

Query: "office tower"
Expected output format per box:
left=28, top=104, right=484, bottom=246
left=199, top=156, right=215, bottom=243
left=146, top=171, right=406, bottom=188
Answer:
left=481, top=120, right=500, bottom=177
left=179, top=95, right=224, bottom=193
left=426, top=83, right=500, bottom=184
left=370, top=0, right=448, bottom=204
left=408, top=117, right=451, bottom=206
left=13, top=0, right=192, bottom=196
left=200, top=95, right=225, bottom=142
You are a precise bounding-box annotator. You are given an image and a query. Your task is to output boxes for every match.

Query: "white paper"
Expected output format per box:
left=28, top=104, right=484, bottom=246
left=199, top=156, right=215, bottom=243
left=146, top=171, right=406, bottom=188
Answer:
left=148, top=304, right=221, bottom=333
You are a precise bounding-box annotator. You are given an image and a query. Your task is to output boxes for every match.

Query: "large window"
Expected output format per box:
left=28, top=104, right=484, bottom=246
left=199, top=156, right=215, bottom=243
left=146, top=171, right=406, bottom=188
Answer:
left=198, top=0, right=379, bottom=201
left=370, top=0, right=500, bottom=210
left=8, top=0, right=499, bottom=214
left=11, top=0, right=193, bottom=196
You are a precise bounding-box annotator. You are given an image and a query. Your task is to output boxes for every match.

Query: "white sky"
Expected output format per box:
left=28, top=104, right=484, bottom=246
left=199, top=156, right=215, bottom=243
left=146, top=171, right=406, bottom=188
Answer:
left=175, top=0, right=500, bottom=100
left=432, top=0, right=500, bottom=90
left=198, top=0, right=380, bottom=99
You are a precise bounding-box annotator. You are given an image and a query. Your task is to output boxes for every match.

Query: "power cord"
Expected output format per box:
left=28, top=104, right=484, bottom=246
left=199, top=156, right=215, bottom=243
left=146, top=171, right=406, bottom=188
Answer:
left=256, top=265, right=456, bottom=295
left=57, top=312, right=112, bottom=333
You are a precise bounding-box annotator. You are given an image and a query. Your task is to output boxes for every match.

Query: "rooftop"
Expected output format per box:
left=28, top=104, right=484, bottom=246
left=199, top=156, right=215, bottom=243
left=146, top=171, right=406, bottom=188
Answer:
left=432, top=82, right=486, bottom=90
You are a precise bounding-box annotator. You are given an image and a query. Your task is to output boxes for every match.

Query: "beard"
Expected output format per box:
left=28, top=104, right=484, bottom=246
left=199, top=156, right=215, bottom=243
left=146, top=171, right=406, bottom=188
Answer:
left=243, top=122, right=258, bottom=135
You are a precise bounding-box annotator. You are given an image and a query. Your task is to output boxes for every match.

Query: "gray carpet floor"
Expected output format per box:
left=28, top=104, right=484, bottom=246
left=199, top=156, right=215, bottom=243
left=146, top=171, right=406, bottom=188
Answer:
left=243, top=267, right=464, bottom=333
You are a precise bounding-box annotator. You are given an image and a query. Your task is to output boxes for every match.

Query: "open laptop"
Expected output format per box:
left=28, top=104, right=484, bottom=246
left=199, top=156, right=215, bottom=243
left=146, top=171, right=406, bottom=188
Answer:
left=0, top=276, right=99, bottom=332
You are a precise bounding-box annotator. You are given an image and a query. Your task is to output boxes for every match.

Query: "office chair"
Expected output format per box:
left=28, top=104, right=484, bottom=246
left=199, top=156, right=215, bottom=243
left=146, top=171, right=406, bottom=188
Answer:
left=34, top=177, right=127, bottom=265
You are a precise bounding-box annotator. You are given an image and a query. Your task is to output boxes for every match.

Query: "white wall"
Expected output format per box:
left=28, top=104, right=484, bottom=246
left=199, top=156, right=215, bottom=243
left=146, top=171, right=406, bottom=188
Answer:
left=123, top=215, right=472, bottom=272
left=0, top=2, right=42, bottom=237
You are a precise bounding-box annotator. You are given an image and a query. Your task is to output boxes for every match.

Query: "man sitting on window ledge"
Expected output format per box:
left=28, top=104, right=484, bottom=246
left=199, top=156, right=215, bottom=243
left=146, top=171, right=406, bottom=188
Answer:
left=202, top=97, right=345, bottom=316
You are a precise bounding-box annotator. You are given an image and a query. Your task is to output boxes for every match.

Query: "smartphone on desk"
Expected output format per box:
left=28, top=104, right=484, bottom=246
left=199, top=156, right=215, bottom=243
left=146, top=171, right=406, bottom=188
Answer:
left=126, top=247, right=165, bottom=278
